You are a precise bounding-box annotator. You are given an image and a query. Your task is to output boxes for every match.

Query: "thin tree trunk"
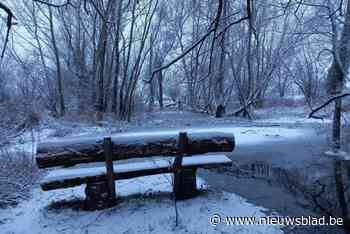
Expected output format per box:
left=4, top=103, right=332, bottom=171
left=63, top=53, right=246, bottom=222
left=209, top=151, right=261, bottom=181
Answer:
left=158, top=71, right=163, bottom=110
left=149, top=39, right=155, bottom=111
left=95, top=1, right=113, bottom=120
left=112, top=0, right=123, bottom=113
left=95, top=18, right=108, bottom=118
left=48, top=6, right=65, bottom=117
left=216, top=0, right=227, bottom=108
left=333, top=98, right=342, bottom=150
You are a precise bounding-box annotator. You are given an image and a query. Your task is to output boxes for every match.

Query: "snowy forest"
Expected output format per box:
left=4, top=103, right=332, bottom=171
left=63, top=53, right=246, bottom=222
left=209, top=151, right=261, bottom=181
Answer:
left=1, top=0, right=350, bottom=233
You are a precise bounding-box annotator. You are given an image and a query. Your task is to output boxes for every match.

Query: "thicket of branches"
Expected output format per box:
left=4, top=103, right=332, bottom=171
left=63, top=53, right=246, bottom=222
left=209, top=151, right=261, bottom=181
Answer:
left=0, top=0, right=347, bottom=124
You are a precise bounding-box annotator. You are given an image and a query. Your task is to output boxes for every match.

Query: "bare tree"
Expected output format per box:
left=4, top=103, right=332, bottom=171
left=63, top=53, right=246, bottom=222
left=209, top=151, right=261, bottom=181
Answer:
left=48, top=5, right=65, bottom=117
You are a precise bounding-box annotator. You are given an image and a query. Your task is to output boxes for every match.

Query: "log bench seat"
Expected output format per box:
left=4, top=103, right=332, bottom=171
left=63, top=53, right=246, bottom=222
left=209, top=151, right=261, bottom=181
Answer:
left=36, top=131, right=235, bottom=210
left=41, top=154, right=232, bottom=191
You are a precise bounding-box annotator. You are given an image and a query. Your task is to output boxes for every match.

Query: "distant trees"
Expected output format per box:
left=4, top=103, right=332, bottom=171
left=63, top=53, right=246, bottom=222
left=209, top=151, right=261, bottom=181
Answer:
left=293, top=47, right=323, bottom=107
left=0, top=0, right=348, bottom=127
left=1, top=0, right=249, bottom=120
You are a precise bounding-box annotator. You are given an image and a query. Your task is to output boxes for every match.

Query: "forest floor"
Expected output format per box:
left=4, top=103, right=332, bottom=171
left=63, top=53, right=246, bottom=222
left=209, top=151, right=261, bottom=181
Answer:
left=0, top=106, right=345, bottom=234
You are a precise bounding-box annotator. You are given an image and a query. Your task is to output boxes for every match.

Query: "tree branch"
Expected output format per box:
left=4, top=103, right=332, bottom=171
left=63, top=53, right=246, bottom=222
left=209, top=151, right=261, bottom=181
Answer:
left=148, top=0, right=251, bottom=83
left=0, top=3, right=15, bottom=59
left=33, top=0, right=71, bottom=8
left=308, top=93, right=350, bottom=119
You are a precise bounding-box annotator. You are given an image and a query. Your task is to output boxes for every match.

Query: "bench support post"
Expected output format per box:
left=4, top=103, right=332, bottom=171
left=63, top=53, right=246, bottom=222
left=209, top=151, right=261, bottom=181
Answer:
left=104, top=137, right=117, bottom=202
left=173, top=132, right=198, bottom=200
left=84, top=137, right=117, bottom=210
left=85, top=181, right=112, bottom=210
left=174, top=168, right=198, bottom=200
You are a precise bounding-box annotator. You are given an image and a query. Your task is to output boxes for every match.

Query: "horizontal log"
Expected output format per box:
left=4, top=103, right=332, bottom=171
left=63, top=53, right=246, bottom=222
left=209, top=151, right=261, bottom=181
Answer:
left=36, top=131, right=235, bottom=168
left=41, top=155, right=233, bottom=191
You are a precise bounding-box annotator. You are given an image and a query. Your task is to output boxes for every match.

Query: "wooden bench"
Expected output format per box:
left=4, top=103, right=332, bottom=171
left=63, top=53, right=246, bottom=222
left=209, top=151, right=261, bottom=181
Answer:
left=36, top=131, right=235, bottom=210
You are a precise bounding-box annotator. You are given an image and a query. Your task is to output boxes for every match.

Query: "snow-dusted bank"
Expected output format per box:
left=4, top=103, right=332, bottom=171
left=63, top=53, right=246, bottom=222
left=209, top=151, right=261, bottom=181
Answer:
left=0, top=174, right=282, bottom=234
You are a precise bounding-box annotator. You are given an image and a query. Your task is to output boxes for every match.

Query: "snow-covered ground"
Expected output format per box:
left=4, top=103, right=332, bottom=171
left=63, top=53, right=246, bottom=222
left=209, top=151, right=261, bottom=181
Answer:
left=0, top=110, right=328, bottom=234
left=0, top=174, right=282, bottom=234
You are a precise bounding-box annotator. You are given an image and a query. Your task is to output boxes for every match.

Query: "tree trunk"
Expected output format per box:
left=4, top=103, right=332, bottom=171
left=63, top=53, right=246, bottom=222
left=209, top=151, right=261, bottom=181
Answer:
left=333, top=98, right=342, bottom=150
left=111, top=0, right=123, bottom=114
left=95, top=1, right=113, bottom=120
left=334, top=160, right=348, bottom=220
left=215, top=0, right=227, bottom=108
left=158, top=68, right=164, bottom=110
left=326, top=0, right=350, bottom=149
left=48, top=6, right=65, bottom=117
left=95, top=18, right=109, bottom=119
left=148, top=34, right=155, bottom=111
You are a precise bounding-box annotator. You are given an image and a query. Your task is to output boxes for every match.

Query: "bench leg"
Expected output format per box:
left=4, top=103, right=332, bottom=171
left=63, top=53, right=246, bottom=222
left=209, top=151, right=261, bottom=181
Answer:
left=85, top=181, right=116, bottom=210
left=173, top=168, right=198, bottom=200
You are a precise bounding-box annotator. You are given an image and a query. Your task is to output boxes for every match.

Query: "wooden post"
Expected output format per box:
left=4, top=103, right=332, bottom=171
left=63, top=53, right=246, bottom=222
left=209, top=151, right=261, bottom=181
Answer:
left=173, top=132, right=197, bottom=200
left=104, top=137, right=116, bottom=201
left=174, top=132, right=187, bottom=171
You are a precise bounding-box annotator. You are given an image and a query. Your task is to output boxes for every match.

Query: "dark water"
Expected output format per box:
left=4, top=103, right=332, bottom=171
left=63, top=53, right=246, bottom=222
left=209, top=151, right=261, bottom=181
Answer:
left=199, top=130, right=346, bottom=234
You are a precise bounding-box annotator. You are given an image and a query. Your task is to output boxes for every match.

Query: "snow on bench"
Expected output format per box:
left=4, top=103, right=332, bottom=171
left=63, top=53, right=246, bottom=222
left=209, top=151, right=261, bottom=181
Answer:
left=36, top=131, right=235, bottom=209
left=41, top=154, right=232, bottom=191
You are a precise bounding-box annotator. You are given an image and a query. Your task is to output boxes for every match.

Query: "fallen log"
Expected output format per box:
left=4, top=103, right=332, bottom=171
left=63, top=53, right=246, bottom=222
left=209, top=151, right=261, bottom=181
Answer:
left=36, top=131, right=235, bottom=169
left=232, top=100, right=254, bottom=118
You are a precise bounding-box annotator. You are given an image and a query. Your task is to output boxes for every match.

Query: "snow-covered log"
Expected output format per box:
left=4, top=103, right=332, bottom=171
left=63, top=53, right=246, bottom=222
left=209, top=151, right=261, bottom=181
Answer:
left=36, top=131, right=235, bottom=168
